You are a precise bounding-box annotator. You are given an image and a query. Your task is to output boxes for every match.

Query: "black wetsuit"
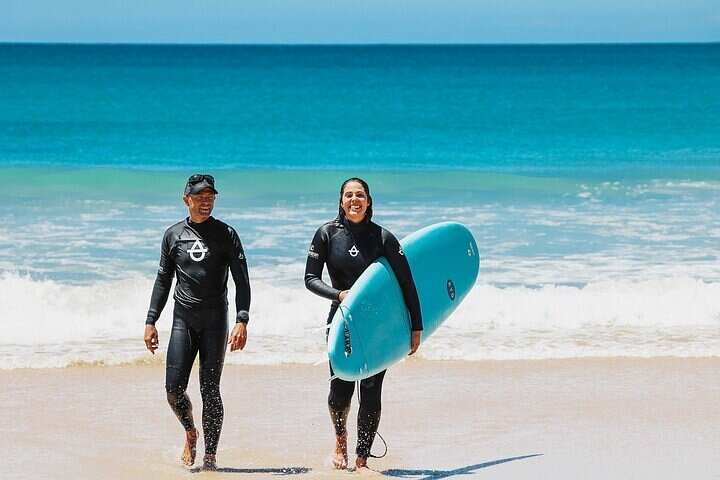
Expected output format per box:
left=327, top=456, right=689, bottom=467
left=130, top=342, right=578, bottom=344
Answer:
left=146, top=216, right=250, bottom=456
left=304, top=217, right=422, bottom=458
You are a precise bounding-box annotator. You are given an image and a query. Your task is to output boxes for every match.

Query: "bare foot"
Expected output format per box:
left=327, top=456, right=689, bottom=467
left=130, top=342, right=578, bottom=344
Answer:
left=181, top=428, right=198, bottom=466
left=355, top=457, right=383, bottom=476
left=202, top=454, right=217, bottom=471
left=332, top=434, right=348, bottom=469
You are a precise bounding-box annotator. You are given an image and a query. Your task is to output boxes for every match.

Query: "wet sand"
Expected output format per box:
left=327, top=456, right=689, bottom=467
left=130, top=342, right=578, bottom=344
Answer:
left=2, top=358, right=719, bottom=479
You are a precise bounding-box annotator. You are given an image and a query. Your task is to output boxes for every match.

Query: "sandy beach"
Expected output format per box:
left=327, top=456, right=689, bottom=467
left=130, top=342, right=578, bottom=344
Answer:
left=2, top=357, right=718, bottom=479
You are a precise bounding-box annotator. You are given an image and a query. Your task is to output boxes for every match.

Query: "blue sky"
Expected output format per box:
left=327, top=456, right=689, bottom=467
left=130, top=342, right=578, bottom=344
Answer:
left=3, top=0, right=719, bottom=44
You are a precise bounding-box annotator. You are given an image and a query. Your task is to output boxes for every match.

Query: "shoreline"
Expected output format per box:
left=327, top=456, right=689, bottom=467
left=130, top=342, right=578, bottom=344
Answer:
left=3, top=357, right=719, bottom=479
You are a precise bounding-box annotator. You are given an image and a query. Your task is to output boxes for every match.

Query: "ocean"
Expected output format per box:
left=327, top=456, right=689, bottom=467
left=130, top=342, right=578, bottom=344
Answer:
left=1, top=43, right=718, bottom=369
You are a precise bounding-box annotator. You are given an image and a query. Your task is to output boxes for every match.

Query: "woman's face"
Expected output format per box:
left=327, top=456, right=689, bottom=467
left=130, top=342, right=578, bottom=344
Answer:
left=341, top=181, right=369, bottom=223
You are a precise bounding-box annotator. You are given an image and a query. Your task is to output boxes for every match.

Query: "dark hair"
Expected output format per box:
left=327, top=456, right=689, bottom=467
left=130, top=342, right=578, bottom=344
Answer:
left=336, top=177, right=373, bottom=223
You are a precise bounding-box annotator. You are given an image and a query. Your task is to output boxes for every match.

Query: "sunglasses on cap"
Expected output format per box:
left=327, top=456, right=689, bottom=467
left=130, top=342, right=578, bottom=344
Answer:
left=187, top=173, right=215, bottom=185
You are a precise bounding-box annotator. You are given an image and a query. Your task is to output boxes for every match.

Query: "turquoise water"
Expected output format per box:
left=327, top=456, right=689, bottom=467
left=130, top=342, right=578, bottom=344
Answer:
left=1, top=44, right=718, bottom=367
left=2, top=44, right=718, bottom=172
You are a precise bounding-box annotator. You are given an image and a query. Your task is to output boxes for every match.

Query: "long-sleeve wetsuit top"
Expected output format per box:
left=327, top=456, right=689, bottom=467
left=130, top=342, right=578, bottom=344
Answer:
left=146, top=216, right=251, bottom=325
left=304, top=218, right=422, bottom=331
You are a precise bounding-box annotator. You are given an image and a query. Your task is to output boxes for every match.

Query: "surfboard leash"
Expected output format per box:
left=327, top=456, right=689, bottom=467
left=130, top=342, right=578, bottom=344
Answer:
left=368, top=430, right=388, bottom=459
left=354, top=382, right=389, bottom=459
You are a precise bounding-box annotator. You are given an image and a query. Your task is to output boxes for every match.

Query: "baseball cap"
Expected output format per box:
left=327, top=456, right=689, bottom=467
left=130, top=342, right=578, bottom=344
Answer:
left=184, top=174, right=218, bottom=195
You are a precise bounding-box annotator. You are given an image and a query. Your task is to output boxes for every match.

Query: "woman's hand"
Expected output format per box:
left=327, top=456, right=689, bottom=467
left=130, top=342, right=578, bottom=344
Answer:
left=409, top=330, right=421, bottom=355
left=338, top=290, right=349, bottom=302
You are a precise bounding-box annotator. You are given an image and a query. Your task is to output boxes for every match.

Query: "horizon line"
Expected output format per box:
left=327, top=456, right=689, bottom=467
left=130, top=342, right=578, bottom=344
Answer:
left=1, top=40, right=719, bottom=48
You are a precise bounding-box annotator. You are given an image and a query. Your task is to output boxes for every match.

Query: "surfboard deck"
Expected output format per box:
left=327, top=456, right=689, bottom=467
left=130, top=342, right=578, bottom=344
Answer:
left=328, top=221, right=480, bottom=381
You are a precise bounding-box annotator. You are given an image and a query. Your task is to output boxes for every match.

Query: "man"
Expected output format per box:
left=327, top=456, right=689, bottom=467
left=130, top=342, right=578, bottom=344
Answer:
left=144, top=173, right=250, bottom=470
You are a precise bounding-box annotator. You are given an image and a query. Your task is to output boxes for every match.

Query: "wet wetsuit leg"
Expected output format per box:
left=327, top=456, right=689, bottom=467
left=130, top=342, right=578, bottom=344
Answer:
left=324, top=303, right=386, bottom=457
left=328, top=367, right=385, bottom=456
left=356, top=369, right=386, bottom=458
left=326, top=304, right=353, bottom=436
left=197, top=306, right=228, bottom=455
left=328, top=368, right=355, bottom=436
left=166, top=305, right=199, bottom=432
left=165, top=304, right=228, bottom=455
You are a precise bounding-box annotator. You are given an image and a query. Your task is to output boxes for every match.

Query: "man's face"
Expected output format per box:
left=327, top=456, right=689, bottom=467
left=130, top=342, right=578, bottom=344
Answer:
left=184, top=187, right=216, bottom=222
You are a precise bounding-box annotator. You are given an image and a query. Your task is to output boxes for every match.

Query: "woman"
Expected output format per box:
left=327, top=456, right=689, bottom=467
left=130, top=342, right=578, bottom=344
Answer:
left=304, top=177, right=423, bottom=473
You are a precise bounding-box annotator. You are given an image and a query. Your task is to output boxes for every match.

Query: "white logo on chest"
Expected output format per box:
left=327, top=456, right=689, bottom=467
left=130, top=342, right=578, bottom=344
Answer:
left=348, top=245, right=359, bottom=257
left=188, top=239, right=208, bottom=262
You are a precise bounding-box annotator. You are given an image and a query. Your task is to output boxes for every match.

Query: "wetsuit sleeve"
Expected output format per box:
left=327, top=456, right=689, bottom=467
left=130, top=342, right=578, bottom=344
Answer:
left=304, top=225, right=342, bottom=301
left=146, top=232, right=175, bottom=325
left=228, top=227, right=251, bottom=324
left=383, top=230, right=423, bottom=331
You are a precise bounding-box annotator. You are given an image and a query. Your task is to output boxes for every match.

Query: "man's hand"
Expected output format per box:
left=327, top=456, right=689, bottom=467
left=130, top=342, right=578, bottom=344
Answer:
left=144, top=325, right=159, bottom=354
left=228, top=323, right=248, bottom=352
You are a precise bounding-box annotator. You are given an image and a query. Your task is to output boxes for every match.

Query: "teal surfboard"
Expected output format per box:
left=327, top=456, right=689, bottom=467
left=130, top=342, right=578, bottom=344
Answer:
left=327, top=222, right=480, bottom=381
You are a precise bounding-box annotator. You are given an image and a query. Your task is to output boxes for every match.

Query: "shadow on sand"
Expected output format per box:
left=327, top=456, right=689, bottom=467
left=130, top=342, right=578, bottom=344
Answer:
left=382, top=454, right=542, bottom=479
left=190, top=466, right=311, bottom=475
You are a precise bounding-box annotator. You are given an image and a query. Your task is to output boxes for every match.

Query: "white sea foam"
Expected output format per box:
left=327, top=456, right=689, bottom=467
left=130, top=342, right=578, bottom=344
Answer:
left=1, top=272, right=718, bottom=369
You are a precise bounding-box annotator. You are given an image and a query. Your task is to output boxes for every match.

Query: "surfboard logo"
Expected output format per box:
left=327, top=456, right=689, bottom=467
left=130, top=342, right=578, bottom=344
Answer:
left=446, top=279, right=456, bottom=300
left=348, top=245, right=359, bottom=257
left=188, top=239, right=208, bottom=262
